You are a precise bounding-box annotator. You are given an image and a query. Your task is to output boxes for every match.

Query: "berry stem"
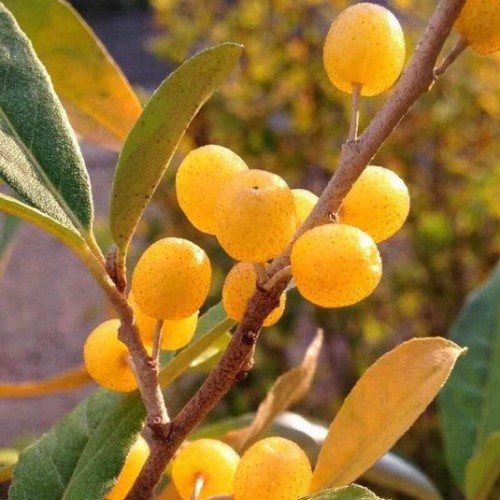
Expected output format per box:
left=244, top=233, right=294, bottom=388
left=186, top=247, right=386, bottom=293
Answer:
left=253, top=263, right=268, bottom=284
left=152, top=320, right=164, bottom=363
left=262, top=265, right=292, bottom=292
left=433, top=36, right=469, bottom=78
left=348, top=83, right=362, bottom=140
left=191, top=475, right=205, bottom=500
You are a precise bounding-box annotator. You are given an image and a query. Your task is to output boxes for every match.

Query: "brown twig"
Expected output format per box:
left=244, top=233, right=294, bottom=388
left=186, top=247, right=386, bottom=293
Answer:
left=127, top=1, right=467, bottom=497
left=434, top=36, right=469, bottom=78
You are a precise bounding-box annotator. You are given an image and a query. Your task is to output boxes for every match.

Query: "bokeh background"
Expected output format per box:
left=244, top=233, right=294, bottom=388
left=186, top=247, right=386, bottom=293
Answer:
left=0, top=1, right=498, bottom=498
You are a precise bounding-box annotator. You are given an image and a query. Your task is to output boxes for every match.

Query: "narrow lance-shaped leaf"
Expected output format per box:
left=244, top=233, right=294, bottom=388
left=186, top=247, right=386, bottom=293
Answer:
left=309, top=337, right=465, bottom=492
left=9, top=390, right=145, bottom=500
left=438, top=263, right=500, bottom=488
left=301, top=484, right=386, bottom=500
left=0, top=214, right=19, bottom=279
left=3, top=0, right=142, bottom=151
left=109, top=43, right=243, bottom=257
left=465, top=431, right=500, bottom=500
left=0, top=4, right=93, bottom=233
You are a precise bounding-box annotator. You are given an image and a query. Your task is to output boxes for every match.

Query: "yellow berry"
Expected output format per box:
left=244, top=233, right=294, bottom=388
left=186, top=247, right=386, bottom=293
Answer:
left=129, top=292, right=156, bottom=344
left=215, top=169, right=297, bottom=262
left=160, top=311, right=198, bottom=351
left=83, top=319, right=137, bottom=392
left=292, top=188, right=318, bottom=227
left=233, top=437, right=312, bottom=500
left=323, top=3, right=405, bottom=96
left=339, top=165, right=410, bottom=243
left=107, top=436, right=149, bottom=500
left=172, top=439, right=240, bottom=500
left=132, top=238, right=211, bottom=320
left=222, top=263, right=286, bottom=327
left=291, top=224, right=382, bottom=308
left=176, top=145, right=249, bottom=234
left=455, top=0, right=500, bottom=54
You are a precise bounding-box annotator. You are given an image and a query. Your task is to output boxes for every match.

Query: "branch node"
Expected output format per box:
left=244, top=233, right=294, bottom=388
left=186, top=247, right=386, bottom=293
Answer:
left=242, top=330, right=258, bottom=346
left=105, top=244, right=127, bottom=292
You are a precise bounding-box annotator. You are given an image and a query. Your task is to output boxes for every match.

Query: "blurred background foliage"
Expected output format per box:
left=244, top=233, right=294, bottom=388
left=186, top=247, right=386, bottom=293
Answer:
left=143, top=0, right=499, bottom=496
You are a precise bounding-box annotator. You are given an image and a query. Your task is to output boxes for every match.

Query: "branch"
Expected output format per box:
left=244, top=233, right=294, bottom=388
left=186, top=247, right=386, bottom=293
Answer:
left=127, top=1, right=467, bottom=497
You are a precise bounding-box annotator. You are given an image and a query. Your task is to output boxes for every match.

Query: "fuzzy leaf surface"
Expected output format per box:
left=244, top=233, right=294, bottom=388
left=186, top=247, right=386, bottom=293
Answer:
left=9, top=391, right=145, bottom=500
left=301, top=484, right=385, bottom=499
left=3, top=0, right=141, bottom=151
left=0, top=4, right=93, bottom=233
left=109, top=43, right=242, bottom=256
left=438, top=263, right=500, bottom=488
left=310, top=337, right=465, bottom=491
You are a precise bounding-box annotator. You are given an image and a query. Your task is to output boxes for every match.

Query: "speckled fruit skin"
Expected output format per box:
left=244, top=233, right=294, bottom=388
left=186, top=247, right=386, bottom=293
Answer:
left=172, top=439, right=240, bottom=500
left=222, top=262, right=286, bottom=327
left=292, top=188, right=318, bottom=227
left=83, top=319, right=137, bottom=392
left=233, top=437, right=312, bottom=500
left=132, top=238, right=211, bottom=320
left=176, top=145, right=249, bottom=234
left=106, top=436, right=149, bottom=500
left=291, top=224, right=382, bottom=308
left=215, top=169, right=297, bottom=263
left=455, top=0, right=500, bottom=54
left=339, top=165, right=410, bottom=243
left=323, top=3, right=405, bottom=96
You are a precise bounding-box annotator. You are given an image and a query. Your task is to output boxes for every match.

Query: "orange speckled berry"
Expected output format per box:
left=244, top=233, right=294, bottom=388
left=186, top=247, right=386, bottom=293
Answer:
left=215, top=169, right=297, bottom=263
left=132, top=238, right=211, bottom=320
left=291, top=224, right=382, bottom=308
left=292, top=188, right=318, bottom=227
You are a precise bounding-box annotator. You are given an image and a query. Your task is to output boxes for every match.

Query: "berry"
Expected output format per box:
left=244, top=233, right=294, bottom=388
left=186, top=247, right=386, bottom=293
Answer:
left=83, top=319, right=137, bottom=392
left=323, top=3, right=405, bottom=96
left=339, top=165, right=410, bottom=243
left=222, top=262, right=286, bottom=327
left=176, top=145, right=249, bottom=234
left=292, top=188, right=318, bottom=227
left=107, top=436, right=149, bottom=500
left=233, top=437, right=312, bottom=500
left=132, top=238, right=211, bottom=320
left=160, top=311, right=198, bottom=351
left=172, top=439, right=240, bottom=500
left=215, top=169, right=297, bottom=263
left=291, top=224, right=382, bottom=308
left=455, top=0, right=500, bottom=55
left=129, top=292, right=156, bottom=344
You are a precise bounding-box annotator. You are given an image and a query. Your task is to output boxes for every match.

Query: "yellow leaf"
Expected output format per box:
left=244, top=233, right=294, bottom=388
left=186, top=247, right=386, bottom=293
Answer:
left=4, top=0, right=141, bottom=151
left=225, top=330, right=323, bottom=453
left=0, top=365, right=91, bottom=398
left=309, top=337, right=466, bottom=492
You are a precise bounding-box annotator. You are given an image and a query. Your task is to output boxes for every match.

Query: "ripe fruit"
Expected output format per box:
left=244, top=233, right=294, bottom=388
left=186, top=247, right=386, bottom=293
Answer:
left=172, top=439, right=240, bottom=500
left=291, top=224, right=382, bottom=308
left=292, top=188, right=318, bottom=227
left=83, top=319, right=137, bottom=392
left=176, top=145, right=249, bottom=234
left=455, top=0, right=500, bottom=54
left=222, top=262, right=286, bottom=327
left=339, top=165, right=410, bottom=243
left=132, top=238, right=211, bottom=320
left=233, top=437, right=312, bottom=500
left=323, top=3, right=405, bottom=96
left=160, top=311, right=198, bottom=351
left=107, top=436, right=149, bottom=500
left=215, top=169, right=297, bottom=262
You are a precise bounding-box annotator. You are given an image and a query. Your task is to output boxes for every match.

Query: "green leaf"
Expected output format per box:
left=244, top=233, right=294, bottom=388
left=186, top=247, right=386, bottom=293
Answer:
left=0, top=194, right=86, bottom=257
left=0, top=4, right=93, bottom=233
left=438, top=263, right=500, bottom=488
left=109, top=42, right=243, bottom=257
left=3, top=0, right=141, bottom=151
left=9, top=390, right=145, bottom=500
left=301, top=484, right=385, bottom=500
left=0, top=214, right=19, bottom=279
left=465, top=432, right=500, bottom=500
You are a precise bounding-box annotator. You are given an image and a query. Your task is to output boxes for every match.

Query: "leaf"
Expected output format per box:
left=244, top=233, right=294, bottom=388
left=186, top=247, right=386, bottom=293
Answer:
left=438, top=263, right=500, bottom=488
left=0, top=214, right=19, bottom=279
left=0, top=365, right=91, bottom=398
left=465, top=431, right=500, bottom=500
left=158, top=302, right=236, bottom=388
left=301, top=484, right=385, bottom=500
left=3, top=0, right=141, bottom=151
left=9, top=390, right=145, bottom=500
left=309, top=337, right=465, bottom=492
left=109, top=42, right=243, bottom=257
left=224, top=330, right=323, bottom=453
left=0, top=194, right=87, bottom=258
left=0, top=4, right=93, bottom=233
